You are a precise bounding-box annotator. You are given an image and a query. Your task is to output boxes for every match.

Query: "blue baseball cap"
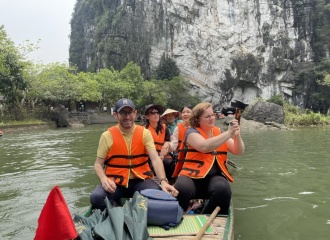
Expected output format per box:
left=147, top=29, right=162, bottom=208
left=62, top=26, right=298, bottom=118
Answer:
left=114, top=98, right=136, bottom=112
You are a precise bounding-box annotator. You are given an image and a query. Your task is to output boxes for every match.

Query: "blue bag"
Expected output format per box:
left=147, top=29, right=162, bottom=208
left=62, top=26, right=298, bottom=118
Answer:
left=140, top=189, right=184, bottom=230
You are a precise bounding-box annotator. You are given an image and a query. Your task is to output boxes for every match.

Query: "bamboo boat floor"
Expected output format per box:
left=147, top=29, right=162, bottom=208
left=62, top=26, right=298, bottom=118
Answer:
left=151, top=215, right=233, bottom=240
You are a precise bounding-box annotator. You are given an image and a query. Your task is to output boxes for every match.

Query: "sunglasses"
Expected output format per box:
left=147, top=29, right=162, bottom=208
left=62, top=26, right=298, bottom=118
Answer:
left=149, top=111, right=159, bottom=115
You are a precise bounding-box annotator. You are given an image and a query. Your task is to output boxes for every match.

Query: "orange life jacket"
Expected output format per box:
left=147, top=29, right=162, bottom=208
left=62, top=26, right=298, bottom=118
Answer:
left=176, top=122, right=186, bottom=151
left=104, top=125, right=153, bottom=187
left=172, top=122, right=189, bottom=177
left=146, top=124, right=166, bottom=154
left=175, top=126, right=234, bottom=182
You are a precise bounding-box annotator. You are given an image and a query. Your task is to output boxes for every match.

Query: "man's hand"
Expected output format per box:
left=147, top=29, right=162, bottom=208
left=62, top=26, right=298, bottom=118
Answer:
left=101, top=178, right=117, bottom=193
left=160, top=181, right=179, bottom=197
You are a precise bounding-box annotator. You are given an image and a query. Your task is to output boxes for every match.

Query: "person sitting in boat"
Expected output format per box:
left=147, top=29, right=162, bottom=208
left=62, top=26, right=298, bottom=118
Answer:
left=172, top=102, right=245, bottom=214
left=161, top=108, right=182, bottom=135
left=90, top=98, right=178, bottom=211
left=169, top=105, right=193, bottom=152
left=144, top=104, right=174, bottom=182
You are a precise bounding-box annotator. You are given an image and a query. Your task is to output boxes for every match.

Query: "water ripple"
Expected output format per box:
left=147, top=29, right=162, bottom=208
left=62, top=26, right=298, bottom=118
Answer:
left=264, top=196, right=299, bottom=201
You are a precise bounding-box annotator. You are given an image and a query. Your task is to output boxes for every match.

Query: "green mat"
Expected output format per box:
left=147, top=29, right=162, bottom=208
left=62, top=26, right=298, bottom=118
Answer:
left=147, top=215, right=217, bottom=237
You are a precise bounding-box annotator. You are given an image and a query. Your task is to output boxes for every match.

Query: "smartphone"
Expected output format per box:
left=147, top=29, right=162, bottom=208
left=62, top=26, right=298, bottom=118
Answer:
left=235, top=108, right=241, bottom=125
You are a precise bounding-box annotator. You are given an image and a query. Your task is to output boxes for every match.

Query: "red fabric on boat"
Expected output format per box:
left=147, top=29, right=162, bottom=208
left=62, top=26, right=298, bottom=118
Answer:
left=34, top=186, right=77, bottom=240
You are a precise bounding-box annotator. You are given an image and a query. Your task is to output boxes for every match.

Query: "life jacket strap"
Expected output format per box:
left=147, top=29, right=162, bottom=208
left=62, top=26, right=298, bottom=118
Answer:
left=105, top=153, right=149, bottom=165
left=106, top=160, right=149, bottom=169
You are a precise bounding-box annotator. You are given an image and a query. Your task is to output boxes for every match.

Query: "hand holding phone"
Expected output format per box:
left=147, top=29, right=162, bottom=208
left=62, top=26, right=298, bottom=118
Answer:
left=235, top=108, right=241, bottom=125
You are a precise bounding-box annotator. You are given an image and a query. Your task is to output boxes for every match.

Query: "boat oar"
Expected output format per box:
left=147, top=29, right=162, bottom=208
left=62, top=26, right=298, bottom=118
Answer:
left=193, top=206, right=220, bottom=240
left=227, top=159, right=237, bottom=169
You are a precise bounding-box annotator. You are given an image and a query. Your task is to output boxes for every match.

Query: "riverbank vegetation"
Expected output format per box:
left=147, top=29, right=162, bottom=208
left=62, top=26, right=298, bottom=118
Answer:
left=267, top=95, right=330, bottom=126
left=0, top=26, right=200, bottom=125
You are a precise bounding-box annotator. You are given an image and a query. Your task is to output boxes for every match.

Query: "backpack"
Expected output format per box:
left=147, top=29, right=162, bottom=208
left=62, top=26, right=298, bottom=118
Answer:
left=140, top=189, right=184, bottom=230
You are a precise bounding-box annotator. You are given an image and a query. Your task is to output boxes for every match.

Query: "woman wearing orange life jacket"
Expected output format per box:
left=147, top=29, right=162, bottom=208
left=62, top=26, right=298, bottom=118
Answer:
left=169, top=105, right=193, bottom=177
left=173, top=102, right=245, bottom=214
left=144, top=104, right=173, bottom=181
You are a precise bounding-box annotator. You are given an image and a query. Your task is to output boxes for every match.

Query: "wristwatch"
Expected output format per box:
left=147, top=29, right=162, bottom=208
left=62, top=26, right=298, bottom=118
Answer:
left=160, top=178, right=169, bottom=184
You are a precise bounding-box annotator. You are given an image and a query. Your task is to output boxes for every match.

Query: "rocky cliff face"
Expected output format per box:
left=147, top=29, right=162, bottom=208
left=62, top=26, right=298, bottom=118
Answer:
left=70, top=0, right=314, bottom=109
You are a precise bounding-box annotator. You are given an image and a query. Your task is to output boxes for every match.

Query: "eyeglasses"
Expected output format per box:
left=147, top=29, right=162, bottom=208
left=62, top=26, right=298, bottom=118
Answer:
left=202, top=113, right=216, bottom=119
left=149, top=111, right=159, bottom=115
left=118, top=110, right=135, bottom=117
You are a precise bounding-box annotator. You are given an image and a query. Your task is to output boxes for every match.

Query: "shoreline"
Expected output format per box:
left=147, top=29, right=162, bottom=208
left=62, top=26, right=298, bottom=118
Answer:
left=0, top=122, right=57, bottom=133
left=0, top=117, right=289, bottom=134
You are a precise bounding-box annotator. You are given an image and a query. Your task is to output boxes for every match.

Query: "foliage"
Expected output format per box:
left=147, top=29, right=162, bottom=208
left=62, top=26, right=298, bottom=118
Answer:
left=155, top=54, right=180, bottom=81
left=267, top=94, right=285, bottom=106
left=69, top=0, right=152, bottom=77
left=283, top=101, right=330, bottom=126
left=260, top=96, right=330, bottom=126
left=164, top=76, right=200, bottom=110
left=76, top=71, right=101, bottom=102
left=293, top=1, right=330, bottom=113
left=136, top=79, right=168, bottom=111
left=285, top=110, right=329, bottom=126
left=0, top=119, right=47, bottom=127
left=312, top=0, right=330, bottom=62
left=0, top=26, right=27, bottom=109
left=32, top=63, right=79, bottom=106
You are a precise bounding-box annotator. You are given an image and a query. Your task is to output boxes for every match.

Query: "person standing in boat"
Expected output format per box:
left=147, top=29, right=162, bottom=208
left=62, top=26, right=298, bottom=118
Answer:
left=144, top=104, right=174, bottom=182
left=90, top=98, right=178, bottom=210
left=173, top=102, right=245, bottom=214
left=161, top=108, right=182, bottom=135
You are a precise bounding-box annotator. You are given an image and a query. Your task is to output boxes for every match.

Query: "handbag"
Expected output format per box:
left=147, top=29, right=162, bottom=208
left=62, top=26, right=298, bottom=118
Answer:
left=140, top=189, right=184, bottom=230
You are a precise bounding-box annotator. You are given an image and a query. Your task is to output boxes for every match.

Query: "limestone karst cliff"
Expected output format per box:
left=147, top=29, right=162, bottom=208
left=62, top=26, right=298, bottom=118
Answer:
left=69, top=0, right=326, bottom=110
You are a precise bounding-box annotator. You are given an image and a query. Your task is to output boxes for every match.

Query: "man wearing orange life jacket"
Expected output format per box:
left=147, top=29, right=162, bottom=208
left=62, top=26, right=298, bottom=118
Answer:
left=173, top=102, right=245, bottom=214
left=90, top=98, right=178, bottom=210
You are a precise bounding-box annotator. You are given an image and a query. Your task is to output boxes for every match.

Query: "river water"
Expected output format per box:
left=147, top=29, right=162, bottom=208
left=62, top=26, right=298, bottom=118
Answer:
left=0, top=123, right=329, bottom=239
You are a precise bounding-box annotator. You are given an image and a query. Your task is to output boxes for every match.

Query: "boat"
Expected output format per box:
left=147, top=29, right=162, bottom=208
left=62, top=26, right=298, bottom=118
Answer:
left=0, top=130, right=3, bottom=137
left=81, top=200, right=234, bottom=240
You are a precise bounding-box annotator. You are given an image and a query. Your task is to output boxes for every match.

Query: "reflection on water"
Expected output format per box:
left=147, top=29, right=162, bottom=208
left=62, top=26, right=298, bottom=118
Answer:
left=0, top=124, right=330, bottom=239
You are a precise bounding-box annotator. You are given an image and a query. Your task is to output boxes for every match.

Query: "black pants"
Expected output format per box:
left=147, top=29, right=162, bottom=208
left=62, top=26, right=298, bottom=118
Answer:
left=90, top=179, right=160, bottom=210
left=174, top=174, right=232, bottom=214
left=163, top=157, right=176, bottom=181
left=149, top=156, right=176, bottom=182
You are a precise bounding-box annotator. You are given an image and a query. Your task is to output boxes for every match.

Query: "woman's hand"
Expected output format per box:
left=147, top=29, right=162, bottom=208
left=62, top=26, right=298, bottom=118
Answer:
left=228, top=119, right=240, bottom=137
left=160, top=143, right=170, bottom=160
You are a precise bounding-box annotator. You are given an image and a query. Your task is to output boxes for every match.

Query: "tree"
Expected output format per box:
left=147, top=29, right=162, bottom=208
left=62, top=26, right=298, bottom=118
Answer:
left=31, top=63, right=80, bottom=110
left=0, top=26, right=27, bottom=109
left=76, top=71, right=101, bottom=103
left=165, top=76, right=200, bottom=110
left=137, top=80, right=168, bottom=111
left=155, top=54, right=180, bottom=80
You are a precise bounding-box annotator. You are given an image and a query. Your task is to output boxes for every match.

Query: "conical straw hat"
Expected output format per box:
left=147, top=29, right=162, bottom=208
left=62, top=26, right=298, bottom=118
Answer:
left=161, top=108, right=179, bottom=117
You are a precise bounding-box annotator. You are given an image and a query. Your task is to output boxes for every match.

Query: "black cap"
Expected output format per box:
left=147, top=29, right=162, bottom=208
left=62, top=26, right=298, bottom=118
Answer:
left=114, top=98, right=136, bottom=112
left=144, top=104, right=164, bottom=115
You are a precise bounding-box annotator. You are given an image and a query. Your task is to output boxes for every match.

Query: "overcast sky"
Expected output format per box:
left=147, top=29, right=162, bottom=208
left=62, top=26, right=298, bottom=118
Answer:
left=0, top=0, right=76, bottom=64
